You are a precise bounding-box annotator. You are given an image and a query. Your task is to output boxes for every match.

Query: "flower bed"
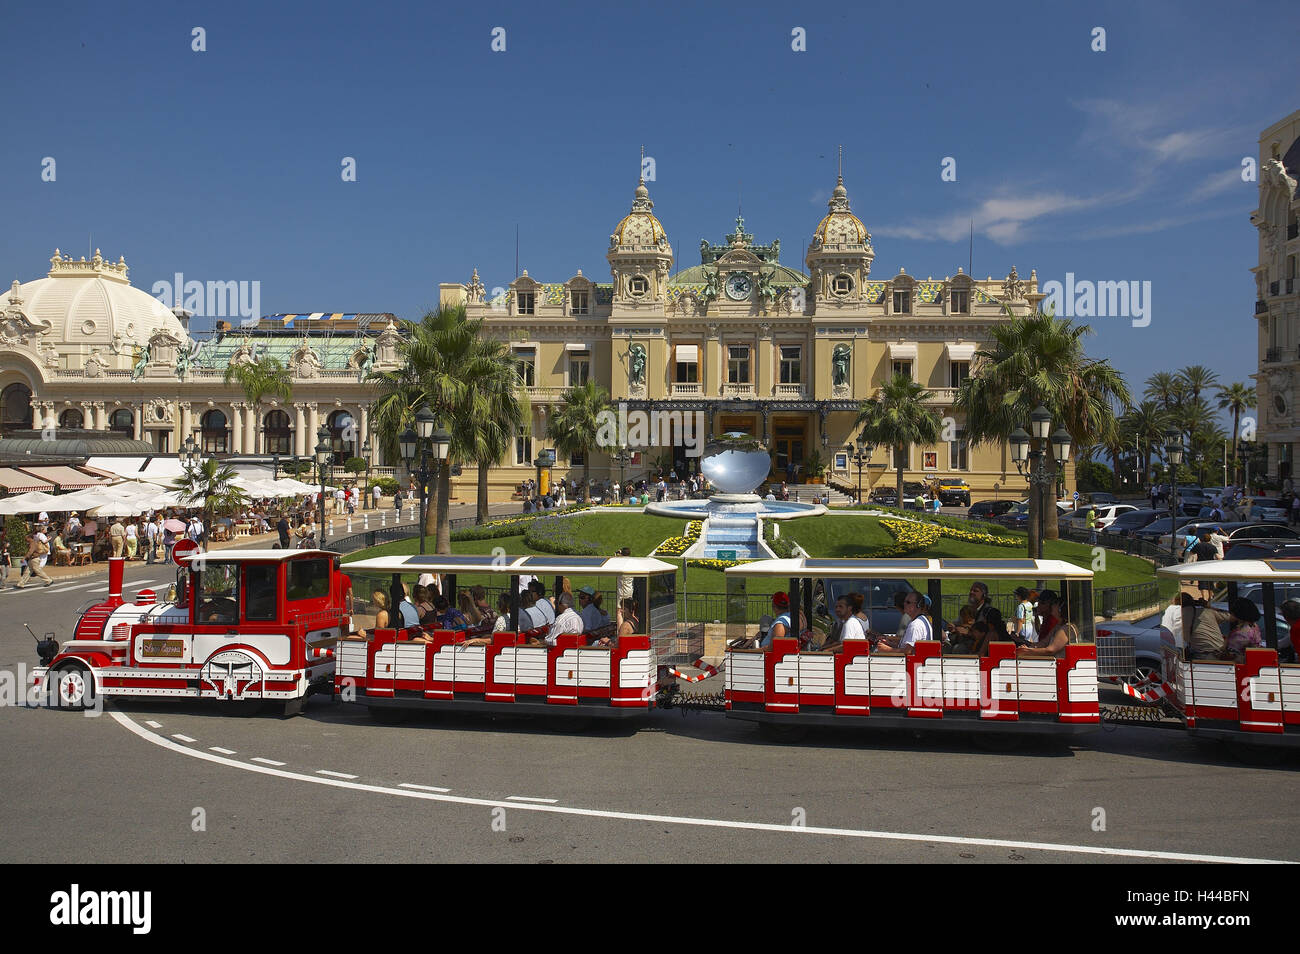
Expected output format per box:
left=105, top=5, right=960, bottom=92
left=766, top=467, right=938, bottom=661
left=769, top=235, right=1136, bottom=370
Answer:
left=450, top=504, right=592, bottom=541
left=652, top=519, right=704, bottom=557
left=522, top=514, right=604, bottom=556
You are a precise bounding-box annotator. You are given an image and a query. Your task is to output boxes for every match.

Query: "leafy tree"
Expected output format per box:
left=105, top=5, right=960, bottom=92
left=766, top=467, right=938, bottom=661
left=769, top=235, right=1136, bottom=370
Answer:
left=1216, top=382, right=1257, bottom=485
left=854, top=373, right=944, bottom=507
left=546, top=380, right=611, bottom=500
left=223, top=356, right=293, bottom=454
left=171, top=458, right=248, bottom=547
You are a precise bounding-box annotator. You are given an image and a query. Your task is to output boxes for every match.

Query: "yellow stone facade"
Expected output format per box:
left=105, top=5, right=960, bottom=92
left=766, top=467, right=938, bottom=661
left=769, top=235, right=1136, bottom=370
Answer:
left=441, top=172, right=1072, bottom=503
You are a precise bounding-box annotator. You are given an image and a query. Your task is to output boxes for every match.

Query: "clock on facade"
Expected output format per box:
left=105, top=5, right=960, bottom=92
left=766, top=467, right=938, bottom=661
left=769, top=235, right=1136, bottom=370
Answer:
left=725, top=273, right=753, bottom=300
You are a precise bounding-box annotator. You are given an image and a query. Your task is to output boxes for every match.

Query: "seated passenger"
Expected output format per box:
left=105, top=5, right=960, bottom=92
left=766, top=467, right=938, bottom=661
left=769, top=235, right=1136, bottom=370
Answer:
left=616, top=597, right=640, bottom=640
left=458, top=590, right=484, bottom=628
left=945, top=605, right=976, bottom=651
left=824, top=595, right=867, bottom=651
left=462, top=593, right=516, bottom=647
left=393, top=584, right=421, bottom=634
left=540, top=591, right=584, bottom=647
left=761, top=592, right=806, bottom=648
left=1224, top=598, right=1262, bottom=662
left=1016, top=591, right=1078, bottom=658
left=874, top=591, right=934, bottom=654
left=412, top=585, right=437, bottom=624
left=1282, top=600, right=1300, bottom=664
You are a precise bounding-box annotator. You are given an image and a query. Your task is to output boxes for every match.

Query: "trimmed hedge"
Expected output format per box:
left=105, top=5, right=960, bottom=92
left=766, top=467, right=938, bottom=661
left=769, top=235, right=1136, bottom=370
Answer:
left=450, top=504, right=591, bottom=541
left=522, top=515, right=604, bottom=556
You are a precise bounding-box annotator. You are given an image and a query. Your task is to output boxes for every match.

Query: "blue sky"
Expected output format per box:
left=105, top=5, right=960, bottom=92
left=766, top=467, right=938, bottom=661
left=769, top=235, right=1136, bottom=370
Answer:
left=3, top=0, right=1297, bottom=421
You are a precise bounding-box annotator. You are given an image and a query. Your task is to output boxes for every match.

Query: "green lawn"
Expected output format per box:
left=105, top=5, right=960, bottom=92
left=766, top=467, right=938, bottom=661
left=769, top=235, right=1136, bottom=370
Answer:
left=341, top=510, right=1157, bottom=601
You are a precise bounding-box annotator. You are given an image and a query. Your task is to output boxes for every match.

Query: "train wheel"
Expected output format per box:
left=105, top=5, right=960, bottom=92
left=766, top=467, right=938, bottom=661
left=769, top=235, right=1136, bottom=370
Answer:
left=54, top=663, right=93, bottom=711
left=759, top=722, right=807, bottom=743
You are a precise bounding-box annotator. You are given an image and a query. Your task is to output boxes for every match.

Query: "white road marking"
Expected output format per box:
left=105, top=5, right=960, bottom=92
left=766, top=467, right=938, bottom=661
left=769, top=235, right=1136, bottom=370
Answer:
left=145, top=720, right=162, bottom=728
left=209, top=747, right=237, bottom=755
left=399, top=783, right=452, bottom=793
left=316, top=769, right=358, bottom=779
left=251, top=757, right=285, bottom=766
left=507, top=795, right=559, bottom=804
left=171, top=733, right=197, bottom=743
left=108, top=709, right=1293, bottom=865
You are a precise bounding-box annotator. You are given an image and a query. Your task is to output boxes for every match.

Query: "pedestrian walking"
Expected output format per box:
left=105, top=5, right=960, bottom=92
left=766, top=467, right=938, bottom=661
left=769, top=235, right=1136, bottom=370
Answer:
left=15, top=532, right=53, bottom=588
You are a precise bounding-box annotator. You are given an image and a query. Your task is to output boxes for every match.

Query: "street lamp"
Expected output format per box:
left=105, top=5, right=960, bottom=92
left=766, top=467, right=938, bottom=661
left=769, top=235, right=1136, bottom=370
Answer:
left=361, top=437, right=372, bottom=509
left=849, top=438, right=873, bottom=504
left=612, top=448, right=631, bottom=501
left=400, top=405, right=450, bottom=554
left=1009, top=406, right=1072, bottom=559
left=1164, top=427, right=1184, bottom=563
left=315, top=425, right=331, bottom=546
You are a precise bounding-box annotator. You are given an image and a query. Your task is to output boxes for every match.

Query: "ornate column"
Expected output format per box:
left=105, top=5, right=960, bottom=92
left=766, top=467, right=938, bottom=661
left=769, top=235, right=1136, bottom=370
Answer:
left=294, top=403, right=307, bottom=457
left=92, top=402, right=107, bottom=431
left=307, top=403, right=320, bottom=455
left=38, top=401, right=55, bottom=430
left=179, top=403, right=191, bottom=448
left=134, top=402, right=143, bottom=440
left=245, top=404, right=258, bottom=454
left=80, top=402, right=95, bottom=429
left=231, top=403, right=244, bottom=453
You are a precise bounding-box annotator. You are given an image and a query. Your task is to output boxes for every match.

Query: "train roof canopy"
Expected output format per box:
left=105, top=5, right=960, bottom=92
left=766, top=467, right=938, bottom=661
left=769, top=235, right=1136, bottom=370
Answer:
left=1157, top=559, right=1300, bottom=582
left=725, top=557, right=1094, bottom=580
left=181, top=549, right=340, bottom=563
left=341, top=554, right=678, bottom=575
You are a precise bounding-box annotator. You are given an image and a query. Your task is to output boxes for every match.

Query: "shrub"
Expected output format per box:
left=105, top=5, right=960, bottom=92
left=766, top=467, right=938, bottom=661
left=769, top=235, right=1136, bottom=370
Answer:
left=5, top=514, right=30, bottom=549
left=763, top=520, right=796, bottom=559
left=523, top=514, right=604, bottom=555
left=451, top=504, right=591, bottom=542
left=343, top=457, right=368, bottom=474
left=370, top=476, right=400, bottom=495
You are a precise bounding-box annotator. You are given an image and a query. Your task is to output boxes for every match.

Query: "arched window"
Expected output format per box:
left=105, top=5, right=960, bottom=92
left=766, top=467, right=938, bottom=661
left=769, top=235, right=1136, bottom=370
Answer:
left=201, top=409, right=228, bottom=453
left=1, top=383, right=32, bottom=435
left=109, top=408, right=133, bottom=437
left=328, top=409, right=356, bottom=464
left=264, top=409, right=292, bottom=455
left=59, top=408, right=84, bottom=430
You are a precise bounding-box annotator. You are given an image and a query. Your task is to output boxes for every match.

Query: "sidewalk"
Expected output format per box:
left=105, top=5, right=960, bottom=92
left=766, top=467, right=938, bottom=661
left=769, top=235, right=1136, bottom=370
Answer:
left=9, top=500, right=520, bottom=586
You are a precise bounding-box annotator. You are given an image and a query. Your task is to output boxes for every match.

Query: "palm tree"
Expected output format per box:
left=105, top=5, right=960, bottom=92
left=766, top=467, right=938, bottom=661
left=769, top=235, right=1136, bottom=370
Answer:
left=1144, top=371, right=1180, bottom=411
left=471, top=342, right=529, bottom=524
left=171, top=458, right=248, bottom=548
left=369, top=304, right=523, bottom=552
left=956, top=305, right=1132, bottom=545
left=1119, top=400, right=1169, bottom=487
left=853, top=373, right=944, bottom=506
left=546, top=380, right=611, bottom=500
left=1177, top=365, right=1220, bottom=406
left=223, top=356, right=293, bottom=454
left=1216, top=382, right=1257, bottom=484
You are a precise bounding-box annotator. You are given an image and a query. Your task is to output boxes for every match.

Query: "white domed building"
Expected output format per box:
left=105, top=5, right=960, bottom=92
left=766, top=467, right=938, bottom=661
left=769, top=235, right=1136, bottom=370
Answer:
left=0, top=250, right=400, bottom=474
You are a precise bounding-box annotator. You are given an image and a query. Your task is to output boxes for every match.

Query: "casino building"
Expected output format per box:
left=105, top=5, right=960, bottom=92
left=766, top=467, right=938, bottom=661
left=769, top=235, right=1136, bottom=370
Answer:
left=0, top=249, right=399, bottom=487
left=441, top=170, right=1061, bottom=501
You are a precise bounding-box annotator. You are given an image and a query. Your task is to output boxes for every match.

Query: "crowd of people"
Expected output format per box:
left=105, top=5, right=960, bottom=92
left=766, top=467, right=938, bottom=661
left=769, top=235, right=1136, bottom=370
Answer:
left=349, top=571, right=639, bottom=650
left=517, top=473, right=714, bottom=512
left=737, top=581, right=1079, bottom=659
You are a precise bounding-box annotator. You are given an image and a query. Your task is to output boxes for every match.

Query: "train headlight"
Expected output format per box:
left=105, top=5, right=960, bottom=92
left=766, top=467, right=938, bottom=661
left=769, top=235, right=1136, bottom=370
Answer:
left=37, top=636, right=59, bottom=666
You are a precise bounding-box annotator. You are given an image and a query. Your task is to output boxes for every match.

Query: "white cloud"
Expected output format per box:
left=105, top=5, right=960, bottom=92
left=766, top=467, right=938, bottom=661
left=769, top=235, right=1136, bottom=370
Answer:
left=1186, top=167, right=1247, bottom=203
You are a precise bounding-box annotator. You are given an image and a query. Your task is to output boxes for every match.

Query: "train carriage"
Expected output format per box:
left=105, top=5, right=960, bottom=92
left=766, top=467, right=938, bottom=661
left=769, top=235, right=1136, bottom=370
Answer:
left=335, top=554, right=683, bottom=720
left=722, top=557, right=1101, bottom=739
left=31, top=548, right=345, bottom=713
left=1156, top=559, right=1300, bottom=750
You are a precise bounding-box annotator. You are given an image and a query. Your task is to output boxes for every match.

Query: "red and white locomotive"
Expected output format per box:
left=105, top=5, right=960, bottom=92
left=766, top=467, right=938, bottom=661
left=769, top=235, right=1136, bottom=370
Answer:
left=32, top=547, right=346, bottom=713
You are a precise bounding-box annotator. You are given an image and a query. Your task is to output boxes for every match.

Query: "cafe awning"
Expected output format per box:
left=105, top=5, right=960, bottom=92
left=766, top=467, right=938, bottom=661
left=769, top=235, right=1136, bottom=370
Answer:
left=14, top=465, right=109, bottom=490
left=0, top=467, right=55, bottom=493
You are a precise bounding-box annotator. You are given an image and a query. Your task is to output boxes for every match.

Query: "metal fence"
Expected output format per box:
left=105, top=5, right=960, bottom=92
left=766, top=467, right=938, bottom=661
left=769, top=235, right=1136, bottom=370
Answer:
left=328, top=516, right=476, bottom=555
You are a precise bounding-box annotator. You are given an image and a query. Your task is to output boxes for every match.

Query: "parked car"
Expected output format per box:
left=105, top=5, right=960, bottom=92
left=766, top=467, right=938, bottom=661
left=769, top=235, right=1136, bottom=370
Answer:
left=1156, top=521, right=1297, bottom=556
left=1087, top=492, right=1119, bottom=506
left=1133, top=515, right=1198, bottom=542
left=1249, top=497, right=1290, bottom=522
left=1105, top=508, right=1164, bottom=537
left=996, top=503, right=1030, bottom=530
left=1223, top=540, right=1300, bottom=561
left=936, top=477, right=971, bottom=507
left=967, top=499, right=1017, bottom=520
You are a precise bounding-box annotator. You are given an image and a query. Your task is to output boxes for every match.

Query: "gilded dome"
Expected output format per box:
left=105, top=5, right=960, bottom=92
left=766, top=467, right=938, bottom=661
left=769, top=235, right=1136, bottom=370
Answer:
left=12, top=250, right=186, bottom=348
left=611, top=180, right=668, bottom=247
left=812, top=176, right=870, bottom=247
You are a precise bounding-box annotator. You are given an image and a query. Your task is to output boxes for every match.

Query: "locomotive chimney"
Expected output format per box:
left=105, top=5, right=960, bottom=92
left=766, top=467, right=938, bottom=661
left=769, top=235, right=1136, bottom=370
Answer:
left=107, top=557, right=125, bottom=606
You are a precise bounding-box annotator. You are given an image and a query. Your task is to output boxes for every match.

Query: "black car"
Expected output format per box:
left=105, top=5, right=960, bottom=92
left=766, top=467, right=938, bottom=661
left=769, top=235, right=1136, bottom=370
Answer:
left=1223, top=540, right=1300, bottom=561
left=1132, top=515, right=1197, bottom=541
left=1105, top=508, right=1164, bottom=537
left=968, top=499, right=1017, bottom=520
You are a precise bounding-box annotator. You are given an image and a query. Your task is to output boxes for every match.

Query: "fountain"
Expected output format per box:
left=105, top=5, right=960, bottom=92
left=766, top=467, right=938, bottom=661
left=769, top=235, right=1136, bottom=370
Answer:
left=645, top=433, right=825, bottom=559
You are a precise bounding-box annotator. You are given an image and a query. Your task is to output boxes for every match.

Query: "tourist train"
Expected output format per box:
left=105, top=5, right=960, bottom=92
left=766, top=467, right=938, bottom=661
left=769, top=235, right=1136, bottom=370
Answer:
left=27, top=549, right=1300, bottom=757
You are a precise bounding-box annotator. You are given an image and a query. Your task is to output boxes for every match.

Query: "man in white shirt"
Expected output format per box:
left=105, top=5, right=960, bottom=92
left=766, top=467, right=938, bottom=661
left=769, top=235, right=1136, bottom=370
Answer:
left=835, top=596, right=867, bottom=643
left=372, top=484, right=382, bottom=508
left=546, top=592, right=584, bottom=647
left=876, top=591, right=932, bottom=654
left=145, top=516, right=159, bottom=564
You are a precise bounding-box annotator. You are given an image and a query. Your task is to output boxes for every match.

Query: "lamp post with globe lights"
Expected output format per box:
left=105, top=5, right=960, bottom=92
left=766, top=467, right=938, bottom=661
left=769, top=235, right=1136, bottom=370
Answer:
left=1008, top=406, right=1073, bottom=560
